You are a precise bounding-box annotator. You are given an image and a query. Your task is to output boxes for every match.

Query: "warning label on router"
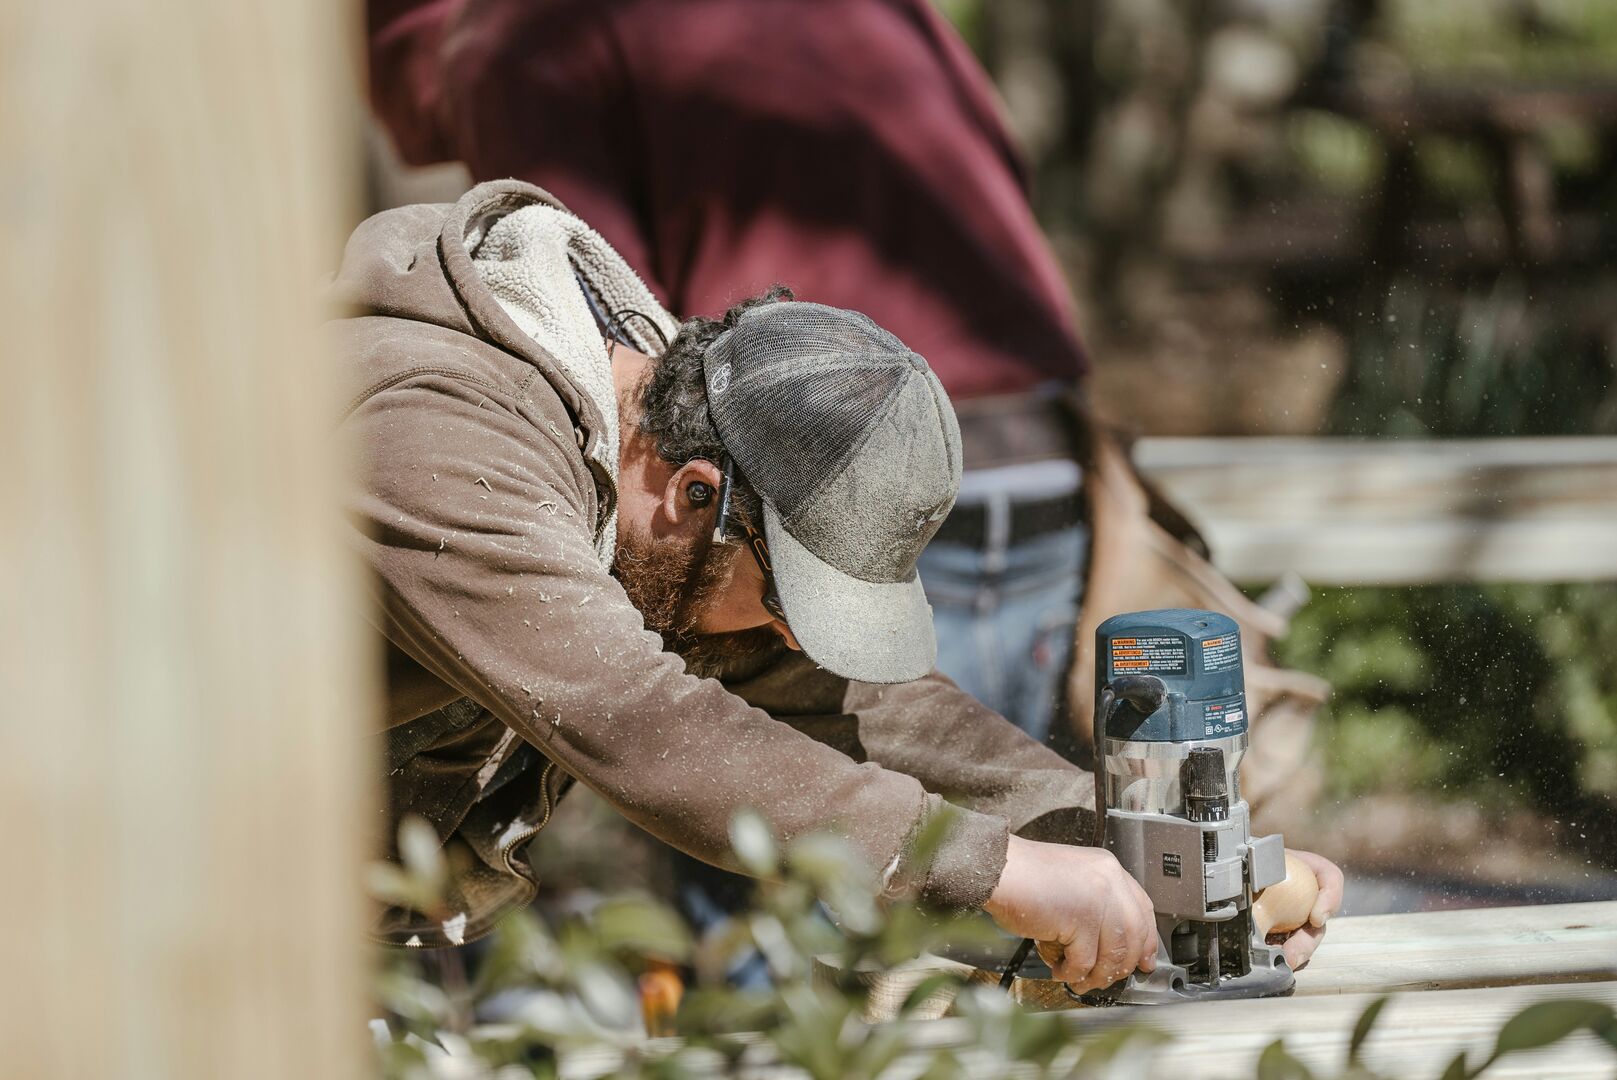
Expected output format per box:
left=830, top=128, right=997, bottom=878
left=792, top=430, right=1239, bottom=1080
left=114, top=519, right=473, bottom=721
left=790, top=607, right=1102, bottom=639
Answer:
left=1200, top=633, right=1241, bottom=674
left=1109, top=635, right=1188, bottom=675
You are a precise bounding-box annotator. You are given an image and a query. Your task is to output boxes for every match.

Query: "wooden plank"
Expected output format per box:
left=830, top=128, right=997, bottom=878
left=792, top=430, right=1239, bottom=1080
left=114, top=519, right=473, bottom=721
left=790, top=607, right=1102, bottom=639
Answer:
left=1133, top=437, right=1617, bottom=584
left=1294, top=901, right=1617, bottom=996
left=0, top=3, right=367, bottom=1080
left=820, top=901, right=1617, bottom=1021
left=563, top=982, right=1617, bottom=1079
left=1053, top=982, right=1617, bottom=1080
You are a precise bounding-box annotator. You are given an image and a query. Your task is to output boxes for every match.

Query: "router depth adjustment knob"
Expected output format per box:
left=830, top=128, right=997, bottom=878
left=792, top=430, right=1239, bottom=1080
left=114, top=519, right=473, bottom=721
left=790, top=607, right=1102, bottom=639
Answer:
left=1182, top=746, right=1230, bottom=822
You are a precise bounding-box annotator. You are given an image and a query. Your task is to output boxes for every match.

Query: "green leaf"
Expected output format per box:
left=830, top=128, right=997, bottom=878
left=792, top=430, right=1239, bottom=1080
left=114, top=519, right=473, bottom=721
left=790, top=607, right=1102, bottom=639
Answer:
left=473, top=909, right=562, bottom=996
left=900, top=972, right=964, bottom=1016
left=1257, top=1039, right=1315, bottom=1080
left=396, top=814, right=448, bottom=901
left=1437, top=1051, right=1470, bottom=1080
left=1491, top=999, right=1614, bottom=1057
left=847, top=1022, right=910, bottom=1077
left=1073, top=1025, right=1172, bottom=1072
left=572, top=960, right=637, bottom=1030
left=729, top=809, right=777, bottom=877
left=908, top=802, right=962, bottom=865
left=1005, top=1008, right=1067, bottom=1064
left=1348, top=995, right=1391, bottom=1065
left=364, top=861, right=425, bottom=910
left=591, top=894, right=693, bottom=963
left=916, top=1051, right=966, bottom=1080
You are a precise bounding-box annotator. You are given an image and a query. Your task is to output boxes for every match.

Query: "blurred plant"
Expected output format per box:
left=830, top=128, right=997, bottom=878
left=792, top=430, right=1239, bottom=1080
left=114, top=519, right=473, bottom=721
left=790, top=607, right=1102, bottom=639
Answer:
left=369, top=811, right=1617, bottom=1078
left=1250, top=993, right=1617, bottom=1080
left=1381, top=0, right=1617, bottom=77
left=1328, top=275, right=1617, bottom=438
left=1276, top=582, right=1617, bottom=869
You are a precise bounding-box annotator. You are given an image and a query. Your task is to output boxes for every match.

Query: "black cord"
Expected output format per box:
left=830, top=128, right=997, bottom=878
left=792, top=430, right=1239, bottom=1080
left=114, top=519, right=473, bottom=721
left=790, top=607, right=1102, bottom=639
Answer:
left=609, top=307, right=670, bottom=353
left=999, top=937, right=1036, bottom=989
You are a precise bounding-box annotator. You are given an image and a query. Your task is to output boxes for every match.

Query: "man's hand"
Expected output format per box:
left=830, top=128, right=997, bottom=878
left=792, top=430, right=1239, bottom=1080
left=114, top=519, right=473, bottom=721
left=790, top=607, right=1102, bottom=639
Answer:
left=1274, top=848, right=1344, bottom=971
left=982, top=835, right=1160, bottom=992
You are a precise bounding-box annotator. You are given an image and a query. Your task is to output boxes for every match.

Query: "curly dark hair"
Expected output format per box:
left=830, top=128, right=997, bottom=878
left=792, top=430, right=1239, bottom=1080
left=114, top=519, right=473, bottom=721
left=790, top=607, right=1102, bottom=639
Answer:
left=638, top=286, right=794, bottom=537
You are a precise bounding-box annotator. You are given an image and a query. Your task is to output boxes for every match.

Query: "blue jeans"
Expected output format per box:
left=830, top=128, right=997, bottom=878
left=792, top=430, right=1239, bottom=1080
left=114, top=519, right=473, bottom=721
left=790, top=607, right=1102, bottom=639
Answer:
left=917, top=522, right=1088, bottom=744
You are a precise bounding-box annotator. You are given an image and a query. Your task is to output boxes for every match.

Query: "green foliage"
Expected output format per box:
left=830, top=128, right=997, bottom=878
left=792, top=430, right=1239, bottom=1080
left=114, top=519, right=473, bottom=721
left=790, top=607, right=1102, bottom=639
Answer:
left=1288, top=111, right=1385, bottom=196
left=1328, top=277, right=1617, bottom=439
left=369, top=815, right=1615, bottom=1078
left=1277, top=583, right=1617, bottom=817
left=1381, top=0, right=1617, bottom=77
left=1347, top=996, right=1391, bottom=1067
left=1257, top=1039, right=1314, bottom=1080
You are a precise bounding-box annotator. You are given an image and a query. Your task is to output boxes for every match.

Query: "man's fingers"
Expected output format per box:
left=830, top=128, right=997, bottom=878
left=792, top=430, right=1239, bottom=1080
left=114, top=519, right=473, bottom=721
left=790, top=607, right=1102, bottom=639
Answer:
left=1063, top=968, right=1111, bottom=994
left=1290, top=849, right=1345, bottom=928
left=1034, top=939, right=1063, bottom=972
left=1091, top=917, right=1136, bottom=987
left=1040, top=939, right=1095, bottom=987
left=1136, top=916, right=1159, bottom=973
left=1281, top=921, right=1327, bottom=970
left=1123, top=873, right=1160, bottom=972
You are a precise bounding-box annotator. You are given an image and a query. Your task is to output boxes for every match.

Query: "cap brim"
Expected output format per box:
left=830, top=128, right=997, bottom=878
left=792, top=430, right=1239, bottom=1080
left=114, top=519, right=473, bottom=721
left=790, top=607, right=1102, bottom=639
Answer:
left=763, top=505, right=936, bottom=685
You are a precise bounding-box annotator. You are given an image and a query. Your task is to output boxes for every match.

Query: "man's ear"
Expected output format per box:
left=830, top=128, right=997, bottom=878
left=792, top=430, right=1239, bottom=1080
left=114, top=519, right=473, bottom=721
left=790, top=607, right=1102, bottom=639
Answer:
left=659, top=459, right=724, bottom=531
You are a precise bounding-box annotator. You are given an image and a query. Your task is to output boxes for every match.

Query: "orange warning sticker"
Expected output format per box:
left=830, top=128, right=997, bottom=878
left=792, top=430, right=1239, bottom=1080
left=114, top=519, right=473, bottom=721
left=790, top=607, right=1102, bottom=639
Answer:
left=1109, top=634, right=1188, bottom=676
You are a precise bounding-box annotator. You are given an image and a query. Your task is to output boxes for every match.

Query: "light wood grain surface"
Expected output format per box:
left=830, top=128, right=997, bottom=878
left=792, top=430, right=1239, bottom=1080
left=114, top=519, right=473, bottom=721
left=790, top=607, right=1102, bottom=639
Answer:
left=1294, top=901, right=1617, bottom=995
left=0, top=3, right=367, bottom=1079
left=1134, top=436, right=1617, bottom=583
left=821, top=901, right=1617, bottom=1021
left=563, top=982, right=1617, bottom=1079
left=910, top=982, right=1617, bottom=1080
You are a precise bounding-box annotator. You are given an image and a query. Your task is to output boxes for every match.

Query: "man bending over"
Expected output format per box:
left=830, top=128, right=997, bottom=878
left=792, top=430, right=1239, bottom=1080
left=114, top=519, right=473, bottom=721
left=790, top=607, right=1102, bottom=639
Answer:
left=334, top=180, right=1341, bottom=988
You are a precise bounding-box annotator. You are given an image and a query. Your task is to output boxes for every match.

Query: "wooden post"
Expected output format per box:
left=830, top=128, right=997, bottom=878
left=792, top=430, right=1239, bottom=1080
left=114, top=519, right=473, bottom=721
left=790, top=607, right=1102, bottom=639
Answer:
left=0, top=3, right=369, bottom=1079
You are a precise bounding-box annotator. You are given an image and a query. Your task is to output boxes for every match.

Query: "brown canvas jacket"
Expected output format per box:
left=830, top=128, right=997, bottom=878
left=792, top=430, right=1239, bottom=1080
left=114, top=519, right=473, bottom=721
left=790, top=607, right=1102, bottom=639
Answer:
left=331, top=181, right=1094, bottom=947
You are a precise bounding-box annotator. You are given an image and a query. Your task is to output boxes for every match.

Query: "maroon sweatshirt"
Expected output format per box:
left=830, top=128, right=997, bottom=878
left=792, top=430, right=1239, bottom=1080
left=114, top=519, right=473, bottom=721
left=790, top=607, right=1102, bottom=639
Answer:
left=368, top=0, right=1086, bottom=400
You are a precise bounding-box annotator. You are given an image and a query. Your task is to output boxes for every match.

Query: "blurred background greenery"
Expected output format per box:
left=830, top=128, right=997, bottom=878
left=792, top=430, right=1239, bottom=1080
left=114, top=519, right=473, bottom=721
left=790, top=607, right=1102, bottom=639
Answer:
left=930, top=0, right=1617, bottom=895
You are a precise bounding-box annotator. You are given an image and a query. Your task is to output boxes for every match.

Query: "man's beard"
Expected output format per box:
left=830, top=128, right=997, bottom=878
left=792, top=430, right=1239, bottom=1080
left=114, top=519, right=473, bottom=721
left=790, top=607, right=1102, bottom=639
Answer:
left=611, top=530, right=783, bottom=680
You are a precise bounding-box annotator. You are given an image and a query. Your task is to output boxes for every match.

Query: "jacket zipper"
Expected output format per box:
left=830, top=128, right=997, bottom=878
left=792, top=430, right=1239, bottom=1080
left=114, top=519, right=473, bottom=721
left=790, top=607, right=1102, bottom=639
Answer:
left=500, top=760, right=558, bottom=879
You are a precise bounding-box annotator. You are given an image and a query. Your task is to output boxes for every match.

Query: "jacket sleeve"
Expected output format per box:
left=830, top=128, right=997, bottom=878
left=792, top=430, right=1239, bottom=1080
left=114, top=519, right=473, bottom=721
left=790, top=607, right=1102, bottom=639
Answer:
left=719, top=646, right=1097, bottom=846
left=345, top=374, right=1009, bottom=910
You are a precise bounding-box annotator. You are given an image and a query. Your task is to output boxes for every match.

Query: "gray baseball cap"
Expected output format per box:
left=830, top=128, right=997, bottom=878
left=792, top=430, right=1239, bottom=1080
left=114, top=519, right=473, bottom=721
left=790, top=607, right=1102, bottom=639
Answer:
left=702, top=301, right=962, bottom=684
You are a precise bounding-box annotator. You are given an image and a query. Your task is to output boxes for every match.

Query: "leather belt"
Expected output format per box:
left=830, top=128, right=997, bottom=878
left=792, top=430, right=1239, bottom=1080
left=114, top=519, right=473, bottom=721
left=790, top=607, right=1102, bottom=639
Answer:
left=953, top=390, right=1080, bottom=472
left=933, top=490, right=1084, bottom=549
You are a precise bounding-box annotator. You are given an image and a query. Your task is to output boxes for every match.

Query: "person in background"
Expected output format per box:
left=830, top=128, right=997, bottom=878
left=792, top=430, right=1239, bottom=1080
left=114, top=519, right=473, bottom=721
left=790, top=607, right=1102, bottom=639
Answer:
left=368, top=0, right=1102, bottom=983
left=368, top=0, right=1091, bottom=745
